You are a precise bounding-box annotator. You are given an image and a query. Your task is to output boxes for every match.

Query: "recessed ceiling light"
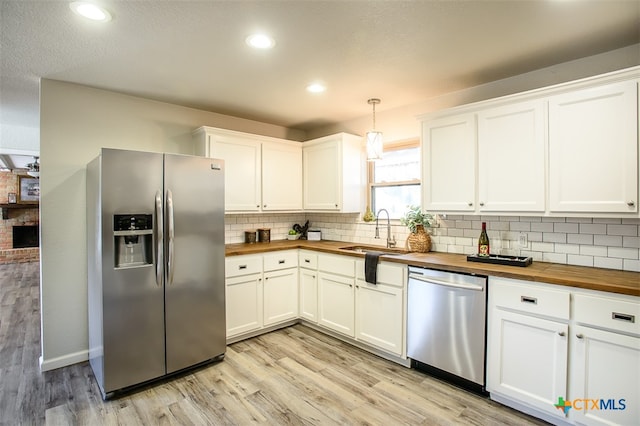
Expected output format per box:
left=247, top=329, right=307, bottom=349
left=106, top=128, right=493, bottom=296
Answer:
left=306, top=83, right=326, bottom=93
left=69, top=2, right=112, bottom=22
left=245, top=34, right=275, bottom=49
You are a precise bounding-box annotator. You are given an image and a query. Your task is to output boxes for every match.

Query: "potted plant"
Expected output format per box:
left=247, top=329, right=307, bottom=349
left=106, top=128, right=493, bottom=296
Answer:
left=400, top=205, right=433, bottom=252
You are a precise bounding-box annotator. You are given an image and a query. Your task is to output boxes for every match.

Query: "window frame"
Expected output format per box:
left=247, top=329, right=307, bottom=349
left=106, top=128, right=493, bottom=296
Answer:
left=367, top=139, right=421, bottom=217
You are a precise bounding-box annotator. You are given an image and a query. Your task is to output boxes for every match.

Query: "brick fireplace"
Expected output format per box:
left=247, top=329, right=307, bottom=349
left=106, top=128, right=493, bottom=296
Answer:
left=0, top=171, right=40, bottom=264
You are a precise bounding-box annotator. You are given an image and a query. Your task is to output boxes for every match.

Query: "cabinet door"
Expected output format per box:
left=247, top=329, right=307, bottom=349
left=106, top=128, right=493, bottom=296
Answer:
left=487, top=309, right=568, bottom=420
left=299, top=268, right=318, bottom=323
left=263, top=268, right=299, bottom=326
left=210, top=136, right=261, bottom=211
left=262, top=142, right=302, bottom=211
left=303, top=140, right=340, bottom=210
left=477, top=100, right=545, bottom=212
left=317, top=272, right=354, bottom=337
left=226, top=273, right=262, bottom=337
left=423, top=114, right=476, bottom=211
left=570, top=325, right=639, bottom=426
left=548, top=81, right=638, bottom=213
left=355, top=280, right=403, bottom=356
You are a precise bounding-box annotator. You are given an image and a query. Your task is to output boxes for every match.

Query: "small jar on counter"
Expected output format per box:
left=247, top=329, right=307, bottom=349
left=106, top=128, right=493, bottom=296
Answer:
left=244, top=230, right=257, bottom=244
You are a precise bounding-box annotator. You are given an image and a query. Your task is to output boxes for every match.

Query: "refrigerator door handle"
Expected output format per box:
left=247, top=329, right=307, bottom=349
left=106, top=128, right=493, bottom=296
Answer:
left=166, top=189, right=175, bottom=285
left=154, top=190, right=163, bottom=287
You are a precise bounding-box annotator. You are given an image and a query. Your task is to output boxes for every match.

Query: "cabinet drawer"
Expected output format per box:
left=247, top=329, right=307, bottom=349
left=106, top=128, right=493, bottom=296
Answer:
left=226, top=255, right=262, bottom=278
left=263, top=251, right=298, bottom=272
left=299, top=251, right=318, bottom=270
left=355, top=260, right=405, bottom=288
left=574, top=293, right=640, bottom=336
left=318, top=254, right=355, bottom=277
left=491, top=277, right=570, bottom=320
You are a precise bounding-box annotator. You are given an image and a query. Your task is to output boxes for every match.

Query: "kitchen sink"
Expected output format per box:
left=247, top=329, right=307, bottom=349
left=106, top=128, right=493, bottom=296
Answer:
left=339, top=245, right=408, bottom=255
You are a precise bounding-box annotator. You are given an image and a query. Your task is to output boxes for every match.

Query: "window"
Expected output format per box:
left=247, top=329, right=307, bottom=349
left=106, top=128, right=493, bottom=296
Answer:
left=368, top=140, right=421, bottom=219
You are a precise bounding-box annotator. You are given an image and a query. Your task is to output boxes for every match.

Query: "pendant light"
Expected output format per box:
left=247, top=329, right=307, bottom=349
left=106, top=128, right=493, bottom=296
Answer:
left=366, top=98, right=383, bottom=161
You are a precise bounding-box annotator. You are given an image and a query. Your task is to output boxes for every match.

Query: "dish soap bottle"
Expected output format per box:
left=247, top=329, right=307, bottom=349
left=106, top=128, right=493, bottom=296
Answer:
left=478, top=222, right=490, bottom=257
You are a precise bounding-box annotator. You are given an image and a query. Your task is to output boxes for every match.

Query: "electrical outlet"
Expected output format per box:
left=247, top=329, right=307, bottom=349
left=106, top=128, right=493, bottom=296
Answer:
left=518, top=232, right=528, bottom=248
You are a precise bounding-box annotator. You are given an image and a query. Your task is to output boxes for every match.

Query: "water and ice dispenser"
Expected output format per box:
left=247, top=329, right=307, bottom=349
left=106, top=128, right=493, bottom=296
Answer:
left=114, top=214, right=153, bottom=268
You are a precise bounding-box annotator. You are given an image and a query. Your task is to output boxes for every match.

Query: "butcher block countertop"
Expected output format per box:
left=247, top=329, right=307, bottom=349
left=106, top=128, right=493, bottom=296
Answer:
left=225, top=240, right=640, bottom=297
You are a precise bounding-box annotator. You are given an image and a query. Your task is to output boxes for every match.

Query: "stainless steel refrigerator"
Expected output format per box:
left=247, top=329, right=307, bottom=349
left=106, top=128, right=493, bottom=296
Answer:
left=87, top=148, right=225, bottom=399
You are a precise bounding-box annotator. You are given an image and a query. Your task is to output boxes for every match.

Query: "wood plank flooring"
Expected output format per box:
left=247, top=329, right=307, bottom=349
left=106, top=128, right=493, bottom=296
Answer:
left=0, top=262, right=548, bottom=425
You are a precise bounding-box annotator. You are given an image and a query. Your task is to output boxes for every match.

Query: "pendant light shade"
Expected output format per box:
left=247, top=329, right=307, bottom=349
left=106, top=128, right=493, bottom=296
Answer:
left=366, top=98, right=383, bottom=161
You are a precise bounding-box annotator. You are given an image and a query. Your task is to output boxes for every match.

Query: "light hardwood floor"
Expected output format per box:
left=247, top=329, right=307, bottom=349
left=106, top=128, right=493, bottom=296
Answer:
left=0, top=262, right=547, bottom=425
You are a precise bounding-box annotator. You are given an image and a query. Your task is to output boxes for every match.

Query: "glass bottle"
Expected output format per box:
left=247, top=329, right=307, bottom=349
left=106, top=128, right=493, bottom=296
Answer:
left=478, top=222, right=490, bottom=257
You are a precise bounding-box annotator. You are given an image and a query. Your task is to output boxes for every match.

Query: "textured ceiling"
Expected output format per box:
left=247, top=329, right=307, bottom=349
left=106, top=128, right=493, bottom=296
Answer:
left=1, top=0, right=639, bottom=138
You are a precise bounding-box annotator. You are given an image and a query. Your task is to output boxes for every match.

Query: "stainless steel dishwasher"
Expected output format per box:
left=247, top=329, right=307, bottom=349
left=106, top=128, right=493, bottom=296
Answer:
left=407, top=266, right=488, bottom=393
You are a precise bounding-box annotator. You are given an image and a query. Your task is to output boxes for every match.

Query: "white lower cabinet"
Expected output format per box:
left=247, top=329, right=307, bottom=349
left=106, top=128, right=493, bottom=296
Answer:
left=569, top=293, right=640, bottom=426
left=263, top=268, right=298, bottom=326
left=355, top=281, right=403, bottom=355
left=488, top=277, right=570, bottom=421
left=225, top=270, right=263, bottom=338
left=355, top=260, right=405, bottom=356
left=263, top=251, right=298, bottom=327
left=488, top=309, right=569, bottom=419
left=318, top=272, right=355, bottom=337
left=488, top=276, right=640, bottom=426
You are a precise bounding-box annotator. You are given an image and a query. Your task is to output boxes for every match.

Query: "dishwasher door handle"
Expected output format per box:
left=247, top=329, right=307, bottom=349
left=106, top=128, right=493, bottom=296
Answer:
left=409, top=273, right=484, bottom=291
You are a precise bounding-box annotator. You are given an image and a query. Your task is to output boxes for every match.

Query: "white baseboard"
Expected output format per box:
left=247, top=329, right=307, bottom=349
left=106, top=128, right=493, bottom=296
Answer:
left=39, top=349, right=89, bottom=372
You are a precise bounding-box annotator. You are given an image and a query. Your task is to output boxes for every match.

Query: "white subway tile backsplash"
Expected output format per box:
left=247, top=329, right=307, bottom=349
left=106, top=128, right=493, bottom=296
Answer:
left=531, top=241, right=555, bottom=252
left=593, top=218, right=622, bottom=224
left=531, top=222, right=554, bottom=232
left=579, top=223, right=607, bottom=235
left=543, top=233, right=567, bottom=243
left=607, top=224, right=638, bottom=236
left=593, top=235, right=623, bottom=247
left=228, top=213, right=638, bottom=272
left=623, top=259, right=640, bottom=272
left=510, top=221, right=531, bottom=232
left=554, top=223, right=579, bottom=233
left=555, top=244, right=580, bottom=255
left=544, top=252, right=567, bottom=264
left=567, top=233, right=593, bottom=245
left=623, top=237, right=640, bottom=248
left=567, top=254, right=594, bottom=267
left=608, top=247, right=639, bottom=260
left=594, top=257, right=623, bottom=270
left=580, top=245, right=608, bottom=257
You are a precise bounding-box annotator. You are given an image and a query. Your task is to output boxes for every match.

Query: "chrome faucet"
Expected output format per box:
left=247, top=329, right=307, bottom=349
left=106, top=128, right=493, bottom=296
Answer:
left=375, top=208, right=397, bottom=248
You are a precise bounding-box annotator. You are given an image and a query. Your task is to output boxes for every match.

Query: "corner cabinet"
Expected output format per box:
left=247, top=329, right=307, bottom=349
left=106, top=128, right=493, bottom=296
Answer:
left=193, top=126, right=302, bottom=212
left=548, top=81, right=638, bottom=214
left=303, top=133, right=363, bottom=212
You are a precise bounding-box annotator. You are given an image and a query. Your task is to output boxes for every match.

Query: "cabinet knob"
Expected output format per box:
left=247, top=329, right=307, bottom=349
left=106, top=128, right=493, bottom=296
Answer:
left=628, top=201, right=636, bottom=207
left=576, top=333, right=584, bottom=339
left=263, top=205, right=267, bottom=208
left=256, top=205, right=260, bottom=208
left=558, top=331, right=565, bottom=337
left=479, top=202, right=485, bottom=207
left=335, top=204, right=339, bottom=208
left=467, top=202, right=473, bottom=207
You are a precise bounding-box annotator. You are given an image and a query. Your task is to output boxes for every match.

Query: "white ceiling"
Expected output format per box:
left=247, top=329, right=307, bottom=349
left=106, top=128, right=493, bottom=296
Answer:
left=1, top=0, right=639, bottom=141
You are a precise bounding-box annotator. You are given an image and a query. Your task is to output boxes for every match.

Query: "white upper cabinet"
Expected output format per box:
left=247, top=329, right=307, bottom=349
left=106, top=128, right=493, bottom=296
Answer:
left=303, top=133, right=363, bottom=212
left=548, top=81, right=638, bottom=213
left=422, top=114, right=476, bottom=212
left=420, top=68, right=639, bottom=217
left=262, top=142, right=302, bottom=211
left=477, top=100, right=545, bottom=212
left=193, top=126, right=302, bottom=212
